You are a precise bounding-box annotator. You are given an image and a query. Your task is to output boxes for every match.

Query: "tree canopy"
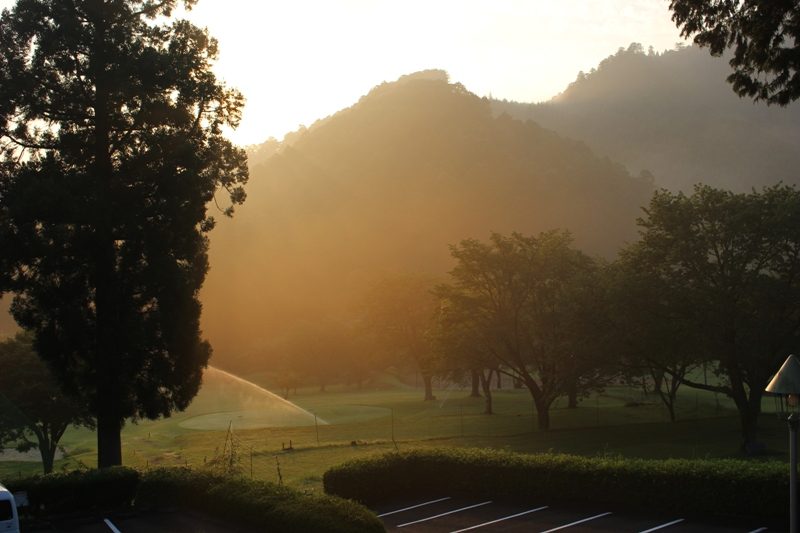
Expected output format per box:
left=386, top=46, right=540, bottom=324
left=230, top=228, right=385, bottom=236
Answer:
left=436, top=231, right=610, bottom=429
left=670, top=0, right=800, bottom=104
left=0, top=332, right=93, bottom=474
left=621, top=184, right=800, bottom=449
left=0, top=0, right=248, bottom=467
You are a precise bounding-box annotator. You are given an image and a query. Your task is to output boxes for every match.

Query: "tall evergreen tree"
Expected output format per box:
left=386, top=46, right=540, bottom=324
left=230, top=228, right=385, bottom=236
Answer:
left=0, top=0, right=248, bottom=467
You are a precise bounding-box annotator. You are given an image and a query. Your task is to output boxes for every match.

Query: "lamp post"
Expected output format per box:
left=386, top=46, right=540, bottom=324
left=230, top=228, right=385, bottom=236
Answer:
left=766, top=354, right=800, bottom=533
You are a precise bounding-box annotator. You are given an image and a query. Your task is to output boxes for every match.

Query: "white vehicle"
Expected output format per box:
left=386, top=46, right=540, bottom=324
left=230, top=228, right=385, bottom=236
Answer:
left=0, top=484, right=19, bottom=533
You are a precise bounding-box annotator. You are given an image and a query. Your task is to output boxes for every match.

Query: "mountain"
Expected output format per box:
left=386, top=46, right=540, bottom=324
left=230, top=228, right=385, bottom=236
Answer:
left=493, top=44, right=800, bottom=192
left=200, top=71, right=652, bottom=365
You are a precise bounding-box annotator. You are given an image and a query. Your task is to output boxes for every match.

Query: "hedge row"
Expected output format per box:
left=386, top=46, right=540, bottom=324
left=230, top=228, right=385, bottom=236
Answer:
left=136, top=467, right=384, bottom=533
left=3, top=467, right=139, bottom=516
left=323, top=448, right=788, bottom=524
left=5, top=467, right=383, bottom=533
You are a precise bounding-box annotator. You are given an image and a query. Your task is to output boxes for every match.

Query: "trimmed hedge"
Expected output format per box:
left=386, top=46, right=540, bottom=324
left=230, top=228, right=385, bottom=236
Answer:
left=136, top=468, right=384, bottom=533
left=5, top=467, right=383, bottom=532
left=323, top=448, right=788, bottom=525
left=3, top=466, right=139, bottom=516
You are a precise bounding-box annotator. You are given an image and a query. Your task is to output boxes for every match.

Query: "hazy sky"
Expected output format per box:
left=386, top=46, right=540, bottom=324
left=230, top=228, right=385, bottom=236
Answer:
left=0, top=0, right=688, bottom=146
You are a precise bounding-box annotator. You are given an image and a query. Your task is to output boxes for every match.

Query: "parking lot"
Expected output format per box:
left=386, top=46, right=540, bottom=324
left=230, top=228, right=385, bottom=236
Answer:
left=374, top=497, right=773, bottom=532
left=21, top=511, right=257, bottom=532
left=17, top=499, right=775, bottom=532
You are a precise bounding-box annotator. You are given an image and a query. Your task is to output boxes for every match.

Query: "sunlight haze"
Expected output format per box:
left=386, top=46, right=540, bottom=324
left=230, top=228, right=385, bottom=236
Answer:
left=180, top=0, right=686, bottom=145
left=0, top=0, right=687, bottom=146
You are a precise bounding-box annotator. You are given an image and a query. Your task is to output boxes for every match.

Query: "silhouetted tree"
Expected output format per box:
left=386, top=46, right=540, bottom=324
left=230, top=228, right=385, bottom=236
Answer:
left=623, top=185, right=800, bottom=449
left=670, top=0, right=800, bottom=104
left=430, top=299, right=497, bottom=414
left=437, top=232, right=609, bottom=429
left=0, top=0, right=248, bottom=468
left=361, top=275, right=440, bottom=401
left=608, top=259, right=702, bottom=422
left=0, top=333, right=93, bottom=474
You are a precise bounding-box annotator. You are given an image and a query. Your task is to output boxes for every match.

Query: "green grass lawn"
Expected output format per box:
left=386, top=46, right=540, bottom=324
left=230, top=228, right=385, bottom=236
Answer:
left=0, top=377, right=790, bottom=493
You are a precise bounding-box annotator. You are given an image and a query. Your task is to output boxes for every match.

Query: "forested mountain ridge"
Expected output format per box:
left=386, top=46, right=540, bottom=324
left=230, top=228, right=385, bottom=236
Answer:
left=493, top=44, right=800, bottom=192
left=201, top=72, right=652, bottom=364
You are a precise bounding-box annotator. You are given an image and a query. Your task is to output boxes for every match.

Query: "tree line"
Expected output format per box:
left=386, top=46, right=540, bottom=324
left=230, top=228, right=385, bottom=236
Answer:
left=2, top=0, right=799, bottom=473
left=221, top=184, right=800, bottom=455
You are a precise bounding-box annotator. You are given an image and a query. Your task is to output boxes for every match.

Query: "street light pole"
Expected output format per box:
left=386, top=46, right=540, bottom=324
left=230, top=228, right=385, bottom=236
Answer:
left=792, top=412, right=799, bottom=533
left=766, top=354, right=800, bottom=533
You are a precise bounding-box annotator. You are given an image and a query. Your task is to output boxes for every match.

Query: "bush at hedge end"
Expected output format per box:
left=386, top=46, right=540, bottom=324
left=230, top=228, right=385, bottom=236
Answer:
left=4, top=467, right=140, bottom=516
left=323, top=448, right=787, bottom=523
left=137, top=468, right=384, bottom=533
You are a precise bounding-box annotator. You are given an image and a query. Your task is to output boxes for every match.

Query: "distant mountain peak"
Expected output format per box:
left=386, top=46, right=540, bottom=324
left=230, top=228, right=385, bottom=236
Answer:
left=493, top=44, right=800, bottom=192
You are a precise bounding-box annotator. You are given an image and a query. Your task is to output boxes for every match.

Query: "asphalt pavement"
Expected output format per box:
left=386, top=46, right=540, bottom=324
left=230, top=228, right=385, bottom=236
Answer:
left=374, top=496, right=775, bottom=533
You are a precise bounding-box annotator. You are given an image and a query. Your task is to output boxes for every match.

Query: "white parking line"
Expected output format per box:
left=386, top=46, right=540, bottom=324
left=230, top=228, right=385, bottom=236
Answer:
left=378, top=497, right=452, bottom=517
left=639, top=518, right=685, bottom=532
left=396, top=501, right=493, bottom=528
left=104, top=518, right=122, bottom=533
left=538, top=511, right=612, bottom=532
left=449, top=505, right=549, bottom=533
left=748, top=528, right=768, bottom=533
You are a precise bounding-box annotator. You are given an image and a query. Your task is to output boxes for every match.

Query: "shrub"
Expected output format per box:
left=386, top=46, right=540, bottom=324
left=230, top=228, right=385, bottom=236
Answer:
left=323, top=448, right=787, bottom=524
left=4, top=466, right=383, bottom=532
left=137, top=468, right=384, bottom=533
left=5, top=467, right=139, bottom=516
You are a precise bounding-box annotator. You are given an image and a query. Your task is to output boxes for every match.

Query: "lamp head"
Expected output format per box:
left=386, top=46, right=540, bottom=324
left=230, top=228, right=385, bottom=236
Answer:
left=766, top=355, right=800, bottom=395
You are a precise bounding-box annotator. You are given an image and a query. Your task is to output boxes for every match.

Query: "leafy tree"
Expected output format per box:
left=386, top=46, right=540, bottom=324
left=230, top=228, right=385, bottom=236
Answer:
left=437, top=232, right=609, bottom=429
left=430, top=299, right=498, bottom=414
left=0, top=0, right=248, bottom=468
left=623, top=185, right=800, bottom=449
left=670, top=0, right=800, bottom=104
left=361, top=275, right=440, bottom=401
left=608, top=260, right=702, bottom=421
left=0, top=332, right=93, bottom=474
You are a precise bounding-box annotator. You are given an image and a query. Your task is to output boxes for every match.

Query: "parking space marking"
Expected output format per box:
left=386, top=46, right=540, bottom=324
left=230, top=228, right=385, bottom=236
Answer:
left=396, top=501, right=493, bottom=528
left=638, top=518, right=684, bottom=532
left=378, top=497, right=452, bottom=517
left=104, top=518, right=122, bottom=533
left=538, top=511, right=612, bottom=532
left=449, top=505, right=549, bottom=533
left=748, top=528, right=768, bottom=533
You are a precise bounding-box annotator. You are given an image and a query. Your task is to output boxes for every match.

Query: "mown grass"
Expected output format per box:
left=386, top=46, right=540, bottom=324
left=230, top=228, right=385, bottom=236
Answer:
left=0, top=378, right=790, bottom=493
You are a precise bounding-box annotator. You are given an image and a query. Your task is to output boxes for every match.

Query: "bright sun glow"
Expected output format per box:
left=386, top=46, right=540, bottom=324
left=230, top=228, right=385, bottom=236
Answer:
left=0, top=0, right=686, bottom=146
left=176, top=0, right=685, bottom=146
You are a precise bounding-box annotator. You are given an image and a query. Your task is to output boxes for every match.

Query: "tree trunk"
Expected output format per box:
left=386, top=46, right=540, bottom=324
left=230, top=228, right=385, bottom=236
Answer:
left=479, top=372, right=493, bottom=414
left=567, top=380, right=578, bottom=409
left=423, top=373, right=436, bottom=401
left=727, top=365, right=764, bottom=453
left=37, top=431, right=54, bottom=475
left=666, top=400, right=676, bottom=422
left=496, top=370, right=502, bottom=389
left=93, top=16, right=123, bottom=470
left=534, top=396, right=551, bottom=430
left=653, top=370, right=664, bottom=394
left=470, top=369, right=481, bottom=397
left=41, top=448, right=54, bottom=475
left=97, top=410, right=122, bottom=468
left=738, top=404, right=761, bottom=453
left=736, top=388, right=764, bottom=454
